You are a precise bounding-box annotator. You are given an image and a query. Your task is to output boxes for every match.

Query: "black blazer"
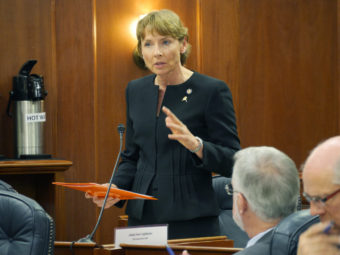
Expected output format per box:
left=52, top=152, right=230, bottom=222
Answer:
left=113, top=72, right=240, bottom=222
left=235, top=230, right=274, bottom=255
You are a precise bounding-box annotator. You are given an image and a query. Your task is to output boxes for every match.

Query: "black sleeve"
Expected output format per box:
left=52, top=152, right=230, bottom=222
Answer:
left=192, top=82, right=240, bottom=177
left=113, top=84, right=139, bottom=191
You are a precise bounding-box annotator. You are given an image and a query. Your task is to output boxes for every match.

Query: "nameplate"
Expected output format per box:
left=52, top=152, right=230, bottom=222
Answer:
left=114, top=224, right=168, bottom=248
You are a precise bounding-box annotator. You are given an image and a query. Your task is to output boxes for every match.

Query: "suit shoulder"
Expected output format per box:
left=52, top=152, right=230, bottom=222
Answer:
left=127, top=74, right=155, bottom=90
left=235, top=230, right=273, bottom=255
left=192, top=72, right=229, bottom=91
left=236, top=244, right=271, bottom=255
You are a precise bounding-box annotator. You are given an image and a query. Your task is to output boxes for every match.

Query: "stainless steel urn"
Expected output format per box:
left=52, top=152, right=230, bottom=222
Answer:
left=7, top=60, right=48, bottom=159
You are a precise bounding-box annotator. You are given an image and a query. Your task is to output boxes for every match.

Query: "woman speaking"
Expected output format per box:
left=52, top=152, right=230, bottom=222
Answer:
left=88, top=9, right=240, bottom=239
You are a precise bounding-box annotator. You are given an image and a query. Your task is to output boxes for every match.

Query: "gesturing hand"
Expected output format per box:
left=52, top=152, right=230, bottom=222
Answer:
left=162, top=106, right=203, bottom=158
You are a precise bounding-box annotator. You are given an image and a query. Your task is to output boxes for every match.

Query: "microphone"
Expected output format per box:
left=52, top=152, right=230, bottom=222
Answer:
left=77, top=124, right=125, bottom=243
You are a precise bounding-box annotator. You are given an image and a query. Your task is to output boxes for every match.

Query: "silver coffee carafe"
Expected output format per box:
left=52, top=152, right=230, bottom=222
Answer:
left=7, top=60, right=48, bottom=159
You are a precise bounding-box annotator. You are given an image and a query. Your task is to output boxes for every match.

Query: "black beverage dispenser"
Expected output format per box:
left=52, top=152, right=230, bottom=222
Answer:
left=7, top=60, right=50, bottom=159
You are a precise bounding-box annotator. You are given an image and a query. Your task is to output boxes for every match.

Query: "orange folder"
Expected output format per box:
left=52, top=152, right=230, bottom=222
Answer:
left=53, top=182, right=157, bottom=200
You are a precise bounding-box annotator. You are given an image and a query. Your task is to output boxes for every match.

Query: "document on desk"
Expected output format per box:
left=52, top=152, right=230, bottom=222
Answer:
left=52, top=182, right=157, bottom=200
left=115, top=224, right=168, bottom=248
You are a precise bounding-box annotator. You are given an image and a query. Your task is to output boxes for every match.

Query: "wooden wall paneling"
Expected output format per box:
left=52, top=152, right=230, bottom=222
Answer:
left=238, top=0, right=297, bottom=149
left=95, top=0, right=198, bottom=244
left=295, top=0, right=338, bottom=162
left=0, top=0, right=57, bottom=158
left=238, top=0, right=300, bottom=150
left=237, top=0, right=338, bottom=166
left=200, top=0, right=240, bottom=120
left=55, top=0, right=97, bottom=241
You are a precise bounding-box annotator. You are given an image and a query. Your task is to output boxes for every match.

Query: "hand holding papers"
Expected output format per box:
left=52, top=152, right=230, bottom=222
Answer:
left=84, top=183, right=120, bottom=209
left=53, top=182, right=157, bottom=201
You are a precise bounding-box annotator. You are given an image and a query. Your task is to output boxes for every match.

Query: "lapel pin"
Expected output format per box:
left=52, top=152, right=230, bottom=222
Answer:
left=182, top=96, right=188, bottom=102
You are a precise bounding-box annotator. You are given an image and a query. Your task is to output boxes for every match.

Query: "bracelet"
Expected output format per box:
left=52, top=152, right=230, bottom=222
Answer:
left=190, top=136, right=203, bottom=153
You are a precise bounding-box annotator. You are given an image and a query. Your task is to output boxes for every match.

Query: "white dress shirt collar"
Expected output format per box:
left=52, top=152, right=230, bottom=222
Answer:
left=245, top=227, right=274, bottom=248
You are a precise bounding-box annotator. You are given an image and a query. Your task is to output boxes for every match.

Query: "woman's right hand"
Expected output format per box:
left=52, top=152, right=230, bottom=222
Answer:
left=85, top=183, right=121, bottom=209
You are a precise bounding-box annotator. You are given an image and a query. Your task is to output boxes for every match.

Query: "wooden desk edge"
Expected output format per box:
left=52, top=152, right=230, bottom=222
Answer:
left=54, top=241, right=98, bottom=248
left=120, top=243, right=243, bottom=252
left=0, top=159, right=73, bottom=174
left=168, top=235, right=228, bottom=244
left=99, top=236, right=230, bottom=250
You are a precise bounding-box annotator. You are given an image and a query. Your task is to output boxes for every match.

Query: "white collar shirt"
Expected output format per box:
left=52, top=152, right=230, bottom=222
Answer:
left=245, top=227, right=274, bottom=248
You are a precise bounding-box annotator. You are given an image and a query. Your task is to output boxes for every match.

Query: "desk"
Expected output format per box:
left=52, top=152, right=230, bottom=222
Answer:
left=120, top=243, right=242, bottom=255
left=54, top=241, right=123, bottom=255
left=55, top=236, right=242, bottom=255
left=0, top=159, right=72, bottom=238
left=168, top=236, right=234, bottom=247
left=55, top=242, right=97, bottom=255
left=119, top=236, right=240, bottom=255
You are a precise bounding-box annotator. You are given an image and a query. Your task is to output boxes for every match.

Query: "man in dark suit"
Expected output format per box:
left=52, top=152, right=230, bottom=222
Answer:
left=297, top=136, right=340, bottom=254
left=229, top=146, right=300, bottom=254
left=183, top=146, right=300, bottom=255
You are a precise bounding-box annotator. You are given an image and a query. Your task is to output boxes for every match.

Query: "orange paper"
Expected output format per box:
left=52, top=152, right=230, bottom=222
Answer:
left=53, top=182, right=157, bottom=200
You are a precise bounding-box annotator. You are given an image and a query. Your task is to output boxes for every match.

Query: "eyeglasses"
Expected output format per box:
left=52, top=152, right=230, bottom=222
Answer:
left=225, top=183, right=240, bottom=196
left=303, top=188, right=340, bottom=208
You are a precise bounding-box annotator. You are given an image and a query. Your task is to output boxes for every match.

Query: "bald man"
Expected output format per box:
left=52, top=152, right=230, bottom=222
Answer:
left=298, top=136, right=340, bottom=254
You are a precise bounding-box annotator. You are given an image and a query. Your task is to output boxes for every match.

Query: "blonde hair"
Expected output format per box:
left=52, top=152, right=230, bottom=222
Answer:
left=136, top=9, right=191, bottom=65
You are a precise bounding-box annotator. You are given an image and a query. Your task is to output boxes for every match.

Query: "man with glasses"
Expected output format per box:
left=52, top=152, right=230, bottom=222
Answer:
left=182, top=146, right=300, bottom=255
left=297, top=136, right=340, bottom=254
left=228, top=146, right=300, bottom=254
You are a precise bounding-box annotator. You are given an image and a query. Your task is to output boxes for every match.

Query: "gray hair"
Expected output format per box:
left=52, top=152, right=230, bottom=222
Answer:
left=232, top=146, right=300, bottom=222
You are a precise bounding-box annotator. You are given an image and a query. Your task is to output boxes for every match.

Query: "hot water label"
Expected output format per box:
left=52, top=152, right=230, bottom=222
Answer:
left=25, top=112, right=46, bottom=122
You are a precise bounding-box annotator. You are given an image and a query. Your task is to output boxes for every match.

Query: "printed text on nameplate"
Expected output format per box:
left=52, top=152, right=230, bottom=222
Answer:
left=25, top=112, right=46, bottom=123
